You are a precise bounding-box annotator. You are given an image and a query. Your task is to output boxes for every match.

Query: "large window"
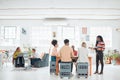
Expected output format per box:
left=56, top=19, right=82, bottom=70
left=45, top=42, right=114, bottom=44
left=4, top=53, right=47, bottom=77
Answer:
left=62, top=27, right=75, bottom=39
left=4, top=26, right=16, bottom=39
left=90, top=27, right=112, bottom=48
left=56, top=25, right=80, bottom=49
left=0, top=26, right=20, bottom=46
left=31, top=27, right=52, bottom=52
left=30, top=26, right=79, bottom=52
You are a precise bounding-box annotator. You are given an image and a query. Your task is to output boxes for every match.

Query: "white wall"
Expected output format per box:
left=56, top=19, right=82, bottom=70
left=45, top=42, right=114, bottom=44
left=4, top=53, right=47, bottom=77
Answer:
left=0, top=19, right=120, bottom=50
left=112, top=27, right=120, bottom=50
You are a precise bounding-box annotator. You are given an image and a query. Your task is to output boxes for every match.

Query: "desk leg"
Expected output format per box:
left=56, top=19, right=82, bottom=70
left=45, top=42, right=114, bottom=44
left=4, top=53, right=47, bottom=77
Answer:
left=89, top=59, right=92, bottom=76
left=56, top=59, right=59, bottom=75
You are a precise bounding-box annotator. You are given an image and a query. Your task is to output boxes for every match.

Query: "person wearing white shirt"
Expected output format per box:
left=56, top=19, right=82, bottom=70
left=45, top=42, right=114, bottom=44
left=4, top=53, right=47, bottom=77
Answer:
left=77, top=42, right=88, bottom=63
left=30, top=49, right=44, bottom=66
left=32, top=52, right=40, bottom=58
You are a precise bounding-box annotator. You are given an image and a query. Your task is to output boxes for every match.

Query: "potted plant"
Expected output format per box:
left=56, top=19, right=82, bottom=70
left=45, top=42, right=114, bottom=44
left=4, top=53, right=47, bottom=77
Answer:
left=104, top=50, right=113, bottom=64
left=104, top=54, right=112, bottom=64
left=114, top=53, right=120, bottom=65
left=111, top=53, right=120, bottom=65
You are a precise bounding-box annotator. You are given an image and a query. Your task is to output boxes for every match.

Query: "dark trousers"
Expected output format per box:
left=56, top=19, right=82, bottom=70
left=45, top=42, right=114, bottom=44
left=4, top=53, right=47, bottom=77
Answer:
left=61, top=62, right=73, bottom=72
left=96, top=51, right=104, bottom=73
left=14, top=57, right=25, bottom=67
left=30, top=58, right=41, bottom=66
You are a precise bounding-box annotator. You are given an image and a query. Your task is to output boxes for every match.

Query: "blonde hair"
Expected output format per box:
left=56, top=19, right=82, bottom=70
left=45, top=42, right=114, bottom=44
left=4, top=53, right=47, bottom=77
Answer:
left=81, top=42, right=86, bottom=47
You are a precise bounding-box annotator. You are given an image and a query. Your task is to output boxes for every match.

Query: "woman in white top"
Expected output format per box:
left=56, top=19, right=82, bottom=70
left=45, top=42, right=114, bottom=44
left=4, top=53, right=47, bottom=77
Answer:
left=77, top=42, right=88, bottom=63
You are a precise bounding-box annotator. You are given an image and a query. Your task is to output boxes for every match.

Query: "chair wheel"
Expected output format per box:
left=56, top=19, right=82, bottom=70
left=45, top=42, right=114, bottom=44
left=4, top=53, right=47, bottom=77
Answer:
left=85, top=76, right=88, bottom=78
left=60, top=77, right=63, bottom=79
left=68, top=77, right=70, bottom=79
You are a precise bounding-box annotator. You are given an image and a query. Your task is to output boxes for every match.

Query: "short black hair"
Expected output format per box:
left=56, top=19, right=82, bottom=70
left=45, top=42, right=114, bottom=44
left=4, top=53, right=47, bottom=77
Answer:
left=32, top=48, right=36, bottom=52
left=64, top=39, right=69, bottom=44
left=51, top=40, right=57, bottom=46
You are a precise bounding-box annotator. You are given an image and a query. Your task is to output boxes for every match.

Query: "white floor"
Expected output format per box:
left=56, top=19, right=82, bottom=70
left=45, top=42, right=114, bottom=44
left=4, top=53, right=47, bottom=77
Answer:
left=0, top=63, right=120, bottom=80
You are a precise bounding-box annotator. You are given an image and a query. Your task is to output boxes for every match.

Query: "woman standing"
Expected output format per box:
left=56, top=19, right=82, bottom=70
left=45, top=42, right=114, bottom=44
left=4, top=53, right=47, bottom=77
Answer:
left=94, top=35, right=105, bottom=74
left=90, top=35, right=105, bottom=74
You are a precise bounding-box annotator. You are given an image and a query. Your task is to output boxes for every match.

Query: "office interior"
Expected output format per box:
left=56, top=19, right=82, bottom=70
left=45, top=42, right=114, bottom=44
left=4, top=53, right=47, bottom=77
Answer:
left=0, top=0, right=120, bottom=80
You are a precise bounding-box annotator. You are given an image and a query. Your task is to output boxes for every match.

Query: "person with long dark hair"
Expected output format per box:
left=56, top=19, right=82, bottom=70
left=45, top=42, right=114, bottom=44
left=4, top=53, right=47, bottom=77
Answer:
left=95, top=35, right=105, bottom=74
left=13, top=47, right=21, bottom=64
left=90, top=35, right=105, bottom=74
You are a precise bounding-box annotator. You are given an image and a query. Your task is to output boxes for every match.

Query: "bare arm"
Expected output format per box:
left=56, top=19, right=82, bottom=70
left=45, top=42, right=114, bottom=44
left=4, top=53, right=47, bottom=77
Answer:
left=71, top=48, right=74, bottom=57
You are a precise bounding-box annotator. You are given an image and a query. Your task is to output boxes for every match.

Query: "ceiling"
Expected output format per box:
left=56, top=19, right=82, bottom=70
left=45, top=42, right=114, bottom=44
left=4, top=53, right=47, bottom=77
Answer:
left=0, top=0, right=120, bottom=20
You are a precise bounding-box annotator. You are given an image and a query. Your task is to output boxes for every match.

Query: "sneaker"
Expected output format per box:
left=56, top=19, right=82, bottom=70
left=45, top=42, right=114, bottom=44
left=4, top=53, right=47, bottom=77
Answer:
left=98, top=72, right=103, bottom=75
left=94, top=71, right=98, bottom=74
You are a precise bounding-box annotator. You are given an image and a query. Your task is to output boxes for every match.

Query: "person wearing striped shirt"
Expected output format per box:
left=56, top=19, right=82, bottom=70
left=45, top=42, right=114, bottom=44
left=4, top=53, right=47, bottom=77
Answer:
left=94, top=35, right=105, bottom=74
left=89, top=35, right=105, bottom=74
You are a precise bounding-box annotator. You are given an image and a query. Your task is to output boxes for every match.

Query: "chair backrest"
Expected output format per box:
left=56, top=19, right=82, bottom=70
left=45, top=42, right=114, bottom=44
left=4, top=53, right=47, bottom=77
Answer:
left=23, top=52, right=29, bottom=61
left=42, top=54, right=49, bottom=60
left=60, top=62, right=72, bottom=72
left=42, top=53, right=49, bottom=66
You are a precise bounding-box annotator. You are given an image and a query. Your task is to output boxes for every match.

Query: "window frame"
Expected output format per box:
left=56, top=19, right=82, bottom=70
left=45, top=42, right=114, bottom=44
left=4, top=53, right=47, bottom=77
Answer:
left=4, top=26, right=17, bottom=39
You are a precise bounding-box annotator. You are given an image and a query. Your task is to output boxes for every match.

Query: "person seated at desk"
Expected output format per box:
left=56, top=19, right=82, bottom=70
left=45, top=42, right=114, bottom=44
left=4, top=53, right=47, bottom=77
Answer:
left=71, top=45, right=78, bottom=62
left=13, top=47, right=21, bottom=64
left=72, top=45, right=78, bottom=57
left=51, top=39, right=59, bottom=62
left=59, top=39, right=74, bottom=74
left=76, top=42, right=89, bottom=71
left=77, top=42, right=88, bottom=63
left=30, top=48, right=44, bottom=66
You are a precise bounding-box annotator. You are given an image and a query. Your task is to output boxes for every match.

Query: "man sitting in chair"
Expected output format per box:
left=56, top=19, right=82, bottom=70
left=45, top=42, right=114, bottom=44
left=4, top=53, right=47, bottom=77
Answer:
left=59, top=39, right=74, bottom=74
left=31, top=49, right=44, bottom=67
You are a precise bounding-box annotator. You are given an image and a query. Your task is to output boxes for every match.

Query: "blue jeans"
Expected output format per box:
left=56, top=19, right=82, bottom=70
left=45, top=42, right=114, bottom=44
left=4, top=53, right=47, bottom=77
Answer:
left=51, top=56, right=56, bottom=61
left=31, top=58, right=41, bottom=66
